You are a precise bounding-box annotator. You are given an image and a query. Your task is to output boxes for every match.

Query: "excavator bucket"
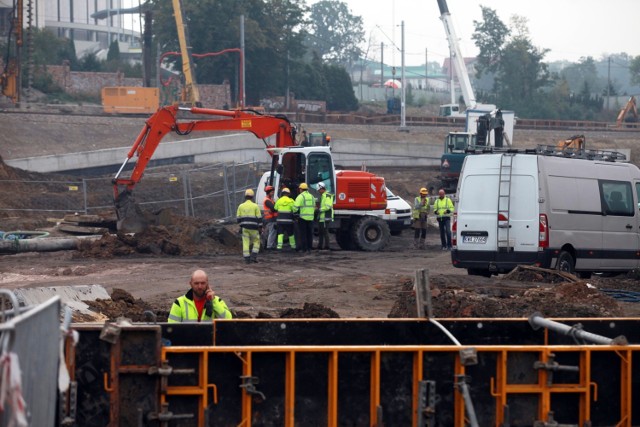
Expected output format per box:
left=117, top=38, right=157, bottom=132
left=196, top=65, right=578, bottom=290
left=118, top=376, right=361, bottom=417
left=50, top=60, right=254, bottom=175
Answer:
left=115, top=190, right=150, bottom=233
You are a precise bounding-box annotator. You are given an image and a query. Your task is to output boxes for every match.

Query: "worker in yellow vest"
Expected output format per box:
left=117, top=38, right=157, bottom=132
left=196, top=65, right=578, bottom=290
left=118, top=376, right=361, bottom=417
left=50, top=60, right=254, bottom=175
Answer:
left=433, top=189, right=455, bottom=250
left=236, top=189, right=262, bottom=263
left=294, top=182, right=317, bottom=254
left=412, top=187, right=430, bottom=249
left=274, top=187, right=296, bottom=251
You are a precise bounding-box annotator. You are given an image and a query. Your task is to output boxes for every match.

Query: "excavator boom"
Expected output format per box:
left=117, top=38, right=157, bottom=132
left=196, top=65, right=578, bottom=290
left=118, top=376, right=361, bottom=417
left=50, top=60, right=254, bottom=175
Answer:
left=112, top=105, right=297, bottom=231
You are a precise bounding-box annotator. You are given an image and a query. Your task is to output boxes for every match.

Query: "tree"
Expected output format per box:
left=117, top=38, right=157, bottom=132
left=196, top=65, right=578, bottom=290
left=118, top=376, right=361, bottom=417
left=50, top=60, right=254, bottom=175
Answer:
left=472, top=10, right=549, bottom=116
left=107, top=40, right=120, bottom=62
left=322, top=63, right=358, bottom=111
left=471, top=6, right=509, bottom=78
left=305, top=0, right=364, bottom=66
left=631, top=55, right=640, bottom=86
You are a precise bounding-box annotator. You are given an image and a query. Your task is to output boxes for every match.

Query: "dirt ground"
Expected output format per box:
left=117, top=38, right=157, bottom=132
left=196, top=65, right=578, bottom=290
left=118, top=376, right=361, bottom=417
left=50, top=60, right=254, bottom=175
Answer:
left=2, top=114, right=640, bottom=322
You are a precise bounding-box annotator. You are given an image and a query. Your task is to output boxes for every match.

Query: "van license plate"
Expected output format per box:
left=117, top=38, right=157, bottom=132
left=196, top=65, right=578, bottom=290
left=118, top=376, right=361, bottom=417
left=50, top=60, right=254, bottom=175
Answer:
left=463, top=236, right=487, bottom=244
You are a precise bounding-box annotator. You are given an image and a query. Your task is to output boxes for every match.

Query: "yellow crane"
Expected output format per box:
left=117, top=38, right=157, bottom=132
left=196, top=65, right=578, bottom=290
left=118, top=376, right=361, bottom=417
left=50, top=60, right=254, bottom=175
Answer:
left=172, top=0, right=201, bottom=107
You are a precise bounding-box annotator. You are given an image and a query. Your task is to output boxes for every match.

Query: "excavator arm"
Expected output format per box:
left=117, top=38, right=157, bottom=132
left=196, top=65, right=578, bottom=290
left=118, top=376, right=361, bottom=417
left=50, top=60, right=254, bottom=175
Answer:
left=616, top=96, right=638, bottom=127
left=112, top=105, right=297, bottom=230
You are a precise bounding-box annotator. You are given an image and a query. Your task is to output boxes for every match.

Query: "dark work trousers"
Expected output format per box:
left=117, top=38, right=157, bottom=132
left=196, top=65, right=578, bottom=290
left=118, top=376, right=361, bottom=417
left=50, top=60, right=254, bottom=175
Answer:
left=438, top=216, right=452, bottom=249
left=297, top=218, right=314, bottom=252
left=318, top=221, right=330, bottom=249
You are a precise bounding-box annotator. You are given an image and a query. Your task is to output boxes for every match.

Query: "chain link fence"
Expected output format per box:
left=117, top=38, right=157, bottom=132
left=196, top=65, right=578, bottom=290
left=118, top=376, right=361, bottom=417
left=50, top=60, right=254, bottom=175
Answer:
left=1, top=161, right=263, bottom=221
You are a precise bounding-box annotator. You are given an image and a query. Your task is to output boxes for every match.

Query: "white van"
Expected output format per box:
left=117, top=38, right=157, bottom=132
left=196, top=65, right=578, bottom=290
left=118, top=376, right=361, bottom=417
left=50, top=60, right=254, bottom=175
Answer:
left=452, top=148, right=638, bottom=277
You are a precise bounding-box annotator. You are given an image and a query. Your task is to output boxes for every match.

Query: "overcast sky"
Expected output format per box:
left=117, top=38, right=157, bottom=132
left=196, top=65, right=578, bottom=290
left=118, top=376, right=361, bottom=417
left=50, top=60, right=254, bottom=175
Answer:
left=327, top=0, right=640, bottom=66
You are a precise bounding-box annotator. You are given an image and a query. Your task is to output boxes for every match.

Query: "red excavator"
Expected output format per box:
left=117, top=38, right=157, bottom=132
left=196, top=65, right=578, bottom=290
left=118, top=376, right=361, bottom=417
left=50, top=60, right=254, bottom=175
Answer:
left=113, top=105, right=392, bottom=251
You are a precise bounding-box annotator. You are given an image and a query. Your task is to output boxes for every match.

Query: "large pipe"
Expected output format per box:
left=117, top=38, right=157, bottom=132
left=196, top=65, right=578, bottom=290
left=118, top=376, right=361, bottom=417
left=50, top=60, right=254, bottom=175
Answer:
left=529, top=312, right=628, bottom=345
left=0, top=238, right=79, bottom=254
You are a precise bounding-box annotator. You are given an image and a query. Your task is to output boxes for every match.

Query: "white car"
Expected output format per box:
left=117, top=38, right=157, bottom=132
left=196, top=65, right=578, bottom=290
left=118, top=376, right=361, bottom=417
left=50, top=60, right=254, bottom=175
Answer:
left=383, top=188, right=412, bottom=235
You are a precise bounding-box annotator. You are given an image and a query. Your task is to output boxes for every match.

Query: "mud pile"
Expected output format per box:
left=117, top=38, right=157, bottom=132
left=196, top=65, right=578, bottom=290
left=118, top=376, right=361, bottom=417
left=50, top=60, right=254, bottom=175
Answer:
left=76, top=216, right=240, bottom=257
left=389, top=271, right=624, bottom=318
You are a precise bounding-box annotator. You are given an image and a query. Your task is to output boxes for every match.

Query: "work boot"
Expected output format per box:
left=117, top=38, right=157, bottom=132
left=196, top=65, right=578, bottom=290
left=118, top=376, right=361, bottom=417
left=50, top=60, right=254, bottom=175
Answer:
left=244, top=257, right=251, bottom=264
left=419, top=240, right=425, bottom=250
left=413, top=238, right=420, bottom=249
left=251, top=253, right=258, bottom=263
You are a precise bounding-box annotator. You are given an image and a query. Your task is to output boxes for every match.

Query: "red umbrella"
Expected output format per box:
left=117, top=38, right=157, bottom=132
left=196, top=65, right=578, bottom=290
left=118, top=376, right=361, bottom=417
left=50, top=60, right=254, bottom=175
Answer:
left=383, top=79, right=402, bottom=89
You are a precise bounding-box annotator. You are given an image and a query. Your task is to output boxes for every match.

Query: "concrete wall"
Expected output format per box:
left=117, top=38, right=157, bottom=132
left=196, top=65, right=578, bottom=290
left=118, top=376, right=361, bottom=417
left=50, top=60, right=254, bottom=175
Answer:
left=6, top=137, right=442, bottom=173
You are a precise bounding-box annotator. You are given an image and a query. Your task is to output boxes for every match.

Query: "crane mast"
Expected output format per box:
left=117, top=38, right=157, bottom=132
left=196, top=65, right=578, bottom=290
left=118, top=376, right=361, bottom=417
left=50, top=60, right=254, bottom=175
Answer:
left=172, top=0, right=201, bottom=106
left=437, top=0, right=476, bottom=110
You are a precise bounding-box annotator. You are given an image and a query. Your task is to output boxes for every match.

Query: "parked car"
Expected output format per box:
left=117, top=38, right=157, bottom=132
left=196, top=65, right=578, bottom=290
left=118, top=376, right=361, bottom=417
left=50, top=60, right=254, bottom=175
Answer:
left=383, top=187, right=412, bottom=235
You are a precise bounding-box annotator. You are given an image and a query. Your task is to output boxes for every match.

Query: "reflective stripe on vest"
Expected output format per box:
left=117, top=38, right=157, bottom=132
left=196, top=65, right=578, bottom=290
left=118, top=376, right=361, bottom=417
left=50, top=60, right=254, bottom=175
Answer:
left=296, top=191, right=316, bottom=221
left=237, top=200, right=261, bottom=229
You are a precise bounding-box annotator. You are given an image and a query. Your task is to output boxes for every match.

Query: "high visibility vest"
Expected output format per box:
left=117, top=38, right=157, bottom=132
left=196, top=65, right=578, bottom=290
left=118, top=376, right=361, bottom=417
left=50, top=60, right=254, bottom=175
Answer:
left=318, top=192, right=334, bottom=222
left=167, top=290, right=232, bottom=323
left=237, top=200, right=261, bottom=229
left=433, top=197, right=455, bottom=217
left=412, top=196, right=429, bottom=219
left=274, top=195, right=296, bottom=224
left=294, top=191, right=316, bottom=221
left=263, top=196, right=277, bottom=221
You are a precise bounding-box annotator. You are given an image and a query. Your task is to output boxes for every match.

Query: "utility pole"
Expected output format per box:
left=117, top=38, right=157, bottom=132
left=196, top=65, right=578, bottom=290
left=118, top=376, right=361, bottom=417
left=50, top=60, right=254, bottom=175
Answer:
left=425, top=48, right=428, bottom=90
left=380, top=42, right=384, bottom=88
left=399, top=21, right=408, bottom=132
left=240, top=15, right=245, bottom=108
left=607, top=56, right=611, bottom=111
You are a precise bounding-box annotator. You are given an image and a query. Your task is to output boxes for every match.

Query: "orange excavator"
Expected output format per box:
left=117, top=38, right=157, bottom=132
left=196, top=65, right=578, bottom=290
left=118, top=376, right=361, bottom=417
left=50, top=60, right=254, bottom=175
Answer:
left=616, top=96, right=638, bottom=127
left=113, top=105, right=392, bottom=250
left=556, top=134, right=586, bottom=151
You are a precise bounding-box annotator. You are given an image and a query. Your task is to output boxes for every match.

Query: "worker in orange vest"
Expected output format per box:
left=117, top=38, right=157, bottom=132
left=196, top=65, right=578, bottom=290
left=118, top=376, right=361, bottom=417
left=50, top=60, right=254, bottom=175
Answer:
left=262, top=185, right=278, bottom=250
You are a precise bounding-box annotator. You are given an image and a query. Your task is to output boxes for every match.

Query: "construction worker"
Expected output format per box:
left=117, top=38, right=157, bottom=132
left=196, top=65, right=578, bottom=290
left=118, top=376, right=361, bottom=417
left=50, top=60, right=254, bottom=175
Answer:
left=237, top=188, right=262, bottom=263
left=294, top=182, right=317, bottom=253
left=274, top=187, right=296, bottom=251
left=433, top=189, right=455, bottom=250
left=316, top=182, right=334, bottom=250
left=167, top=269, right=232, bottom=322
left=412, top=187, right=430, bottom=249
left=262, top=185, right=277, bottom=250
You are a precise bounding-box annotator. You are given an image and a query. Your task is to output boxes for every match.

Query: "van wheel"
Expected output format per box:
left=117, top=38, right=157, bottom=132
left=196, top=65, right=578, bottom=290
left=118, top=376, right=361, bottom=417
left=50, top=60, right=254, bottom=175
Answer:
left=557, top=251, right=575, bottom=274
left=468, top=269, right=492, bottom=278
left=351, top=216, right=391, bottom=251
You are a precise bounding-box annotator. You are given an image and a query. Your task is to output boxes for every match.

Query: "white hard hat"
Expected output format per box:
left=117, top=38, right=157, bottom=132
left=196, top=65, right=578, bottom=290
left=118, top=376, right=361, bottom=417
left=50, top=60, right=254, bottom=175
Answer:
left=317, top=182, right=325, bottom=189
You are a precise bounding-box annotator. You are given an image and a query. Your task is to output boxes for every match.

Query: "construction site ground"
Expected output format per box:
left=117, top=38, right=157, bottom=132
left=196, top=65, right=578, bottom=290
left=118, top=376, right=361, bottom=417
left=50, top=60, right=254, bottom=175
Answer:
left=2, top=112, right=640, bottom=322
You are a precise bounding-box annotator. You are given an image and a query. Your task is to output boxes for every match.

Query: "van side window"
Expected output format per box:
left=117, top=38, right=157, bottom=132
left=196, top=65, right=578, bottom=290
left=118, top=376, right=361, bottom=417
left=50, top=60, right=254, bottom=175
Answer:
left=636, top=183, right=640, bottom=211
left=601, top=181, right=634, bottom=216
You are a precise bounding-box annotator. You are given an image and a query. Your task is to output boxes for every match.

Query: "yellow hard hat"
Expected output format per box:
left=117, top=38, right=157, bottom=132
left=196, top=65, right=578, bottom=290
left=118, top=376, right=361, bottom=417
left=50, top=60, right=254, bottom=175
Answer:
left=299, top=182, right=308, bottom=190
left=245, top=189, right=255, bottom=197
left=420, top=187, right=428, bottom=195
left=281, top=187, right=291, bottom=194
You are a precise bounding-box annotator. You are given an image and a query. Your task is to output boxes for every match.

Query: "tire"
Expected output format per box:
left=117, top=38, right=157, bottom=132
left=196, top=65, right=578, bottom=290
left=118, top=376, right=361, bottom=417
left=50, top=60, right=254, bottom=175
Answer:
left=335, top=229, right=354, bottom=250
left=351, top=216, right=391, bottom=252
left=556, top=250, right=575, bottom=274
left=468, top=268, right=492, bottom=278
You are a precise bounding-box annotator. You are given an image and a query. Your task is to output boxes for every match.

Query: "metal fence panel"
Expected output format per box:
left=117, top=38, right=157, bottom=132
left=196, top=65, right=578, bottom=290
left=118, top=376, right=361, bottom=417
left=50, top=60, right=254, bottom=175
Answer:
left=0, top=296, right=61, bottom=427
left=1, top=161, right=263, bottom=221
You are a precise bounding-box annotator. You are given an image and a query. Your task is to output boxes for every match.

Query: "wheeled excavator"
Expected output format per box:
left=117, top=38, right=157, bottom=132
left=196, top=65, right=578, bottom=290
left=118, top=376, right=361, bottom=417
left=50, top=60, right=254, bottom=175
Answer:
left=112, top=105, right=393, bottom=251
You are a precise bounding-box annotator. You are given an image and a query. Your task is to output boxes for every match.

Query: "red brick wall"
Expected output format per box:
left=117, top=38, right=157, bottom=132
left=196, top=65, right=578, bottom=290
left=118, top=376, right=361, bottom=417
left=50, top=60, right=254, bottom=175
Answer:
left=47, top=63, right=231, bottom=108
